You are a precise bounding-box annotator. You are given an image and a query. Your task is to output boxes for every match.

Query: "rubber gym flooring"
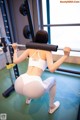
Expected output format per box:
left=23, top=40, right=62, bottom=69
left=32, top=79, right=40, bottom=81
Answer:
left=0, top=60, right=80, bottom=120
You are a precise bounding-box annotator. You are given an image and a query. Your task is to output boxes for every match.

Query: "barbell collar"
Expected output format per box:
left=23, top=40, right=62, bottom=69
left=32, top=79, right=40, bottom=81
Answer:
left=9, top=44, right=26, bottom=47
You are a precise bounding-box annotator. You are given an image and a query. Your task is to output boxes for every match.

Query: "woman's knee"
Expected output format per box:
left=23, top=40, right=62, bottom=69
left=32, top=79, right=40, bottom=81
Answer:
left=49, top=76, right=56, bottom=85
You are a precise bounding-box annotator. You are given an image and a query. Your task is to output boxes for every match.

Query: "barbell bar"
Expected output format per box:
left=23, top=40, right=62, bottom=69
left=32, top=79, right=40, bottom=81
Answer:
left=9, top=43, right=80, bottom=52
left=9, top=44, right=26, bottom=47
left=43, top=23, right=80, bottom=27
left=0, top=42, right=80, bottom=52
left=9, top=43, right=58, bottom=51
left=58, top=47, right=80, bottom=52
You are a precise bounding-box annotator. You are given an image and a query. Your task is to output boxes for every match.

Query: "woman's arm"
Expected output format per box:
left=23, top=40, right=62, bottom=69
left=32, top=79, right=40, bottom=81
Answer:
left=12, top=43, right=29, bottom=64
left=46, top=47, right=71, bottom=72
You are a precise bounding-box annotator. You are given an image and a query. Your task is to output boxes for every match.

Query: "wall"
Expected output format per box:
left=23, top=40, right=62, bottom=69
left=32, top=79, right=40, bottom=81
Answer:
left=7, top=0, right=29, bottom=44
left=52, top=54, right=80, bottom=64
left=7, top=0, right=39, bottom=44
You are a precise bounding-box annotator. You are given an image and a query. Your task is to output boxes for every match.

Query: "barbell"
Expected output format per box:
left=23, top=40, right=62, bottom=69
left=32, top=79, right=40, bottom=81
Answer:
left=0, top=42, right=79, bottom=52
left=10, top=43, right=80, bottom=52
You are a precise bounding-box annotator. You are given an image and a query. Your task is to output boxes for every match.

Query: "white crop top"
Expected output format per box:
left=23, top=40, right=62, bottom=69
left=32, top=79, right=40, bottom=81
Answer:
left=28, top=51, right=47, bottom=71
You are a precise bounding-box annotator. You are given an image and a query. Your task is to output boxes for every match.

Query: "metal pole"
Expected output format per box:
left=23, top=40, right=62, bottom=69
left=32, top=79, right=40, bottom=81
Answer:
left=4, top=53, right=14, bottom=84
left=58, top=47, right=80, bottom=52
left=56, top=68, right=80, bottom=75
left=9, top=44, right=26, bottom=47
left=43, top=23, right=80, bottom=27
left=9, top=43, right=58, bottom=51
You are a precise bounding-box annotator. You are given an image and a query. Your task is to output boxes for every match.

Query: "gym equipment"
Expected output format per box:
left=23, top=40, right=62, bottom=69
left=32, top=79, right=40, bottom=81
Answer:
left=43, top=23, right=80, bottom=27
left=19, top=0, right=34, bottom=41
left=6, top=63, right=15, bottom=70
left=58, top=47, right=80, bottom=52
left=8, top=43, right=80, bottom=52
left=0, top=37, right=18, bottom=98
left=19, top=3, right=27, bottom=16
left=23, top=25, right=31, bottom=39
left=2, top=53, right=15, bottom=98
left=0, top=0, right=19, bottom=98
left=1, top=41, right=80, bottom=52
left=0, top=0, right=35, bottom=97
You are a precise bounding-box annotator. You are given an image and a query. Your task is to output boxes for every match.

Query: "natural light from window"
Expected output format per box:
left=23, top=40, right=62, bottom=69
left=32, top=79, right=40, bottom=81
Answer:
left=42, top=0, right=80, bottom=56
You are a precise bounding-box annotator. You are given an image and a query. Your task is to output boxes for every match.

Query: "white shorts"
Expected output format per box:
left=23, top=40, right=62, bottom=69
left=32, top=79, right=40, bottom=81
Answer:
left=14, top=73, right=56, bottom=98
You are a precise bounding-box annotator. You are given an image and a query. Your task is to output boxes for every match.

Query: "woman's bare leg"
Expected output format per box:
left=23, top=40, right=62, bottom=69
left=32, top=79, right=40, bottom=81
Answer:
left=43, top=77, right=60, bottom=114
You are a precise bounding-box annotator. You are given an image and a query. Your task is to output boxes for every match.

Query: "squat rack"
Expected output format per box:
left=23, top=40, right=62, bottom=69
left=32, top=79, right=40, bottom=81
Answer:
left=0, top=0, right=35, bottom=97
left=0, top=0, right=19, bottom=97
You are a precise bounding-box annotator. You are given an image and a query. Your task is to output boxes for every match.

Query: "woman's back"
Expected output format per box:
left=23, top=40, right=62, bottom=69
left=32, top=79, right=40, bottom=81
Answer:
left=27, top=49, right=48, bottom=76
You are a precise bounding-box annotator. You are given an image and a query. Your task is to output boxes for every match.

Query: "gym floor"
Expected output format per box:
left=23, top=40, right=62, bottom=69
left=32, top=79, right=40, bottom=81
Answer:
left=0, top=60, right=80, bottom=120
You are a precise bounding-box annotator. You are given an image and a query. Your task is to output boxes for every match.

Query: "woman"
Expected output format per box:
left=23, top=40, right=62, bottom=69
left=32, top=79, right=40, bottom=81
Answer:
left=12, top=30, right=71, bottom=114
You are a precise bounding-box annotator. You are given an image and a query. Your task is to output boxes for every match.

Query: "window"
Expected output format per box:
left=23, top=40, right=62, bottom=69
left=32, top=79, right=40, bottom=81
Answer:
left=42, top=0, right=80, bottom=56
